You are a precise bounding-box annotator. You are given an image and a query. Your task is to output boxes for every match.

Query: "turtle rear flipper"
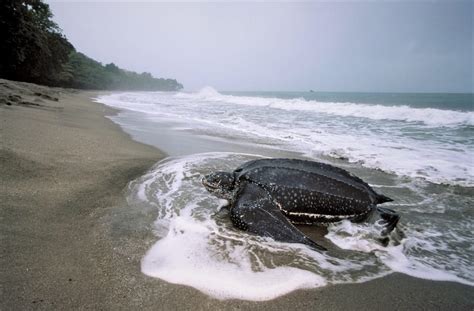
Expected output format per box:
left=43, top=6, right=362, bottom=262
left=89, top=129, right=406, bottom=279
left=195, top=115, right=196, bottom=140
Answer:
left=231, top=182, right=326, bottom=251
left=376, top=206, right=400, bottom=235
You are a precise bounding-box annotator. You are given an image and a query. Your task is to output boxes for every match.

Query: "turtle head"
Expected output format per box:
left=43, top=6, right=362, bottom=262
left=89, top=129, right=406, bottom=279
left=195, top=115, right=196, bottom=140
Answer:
left=202, top=171, right=236, bottom=200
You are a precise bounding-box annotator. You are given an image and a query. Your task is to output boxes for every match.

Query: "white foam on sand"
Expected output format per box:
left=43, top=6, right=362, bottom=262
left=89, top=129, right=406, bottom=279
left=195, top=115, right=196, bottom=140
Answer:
left=141, top=216, right=326, bottom=301
left=134, top=153, right=327, bottom=300
left=326, top=220, right=474, bottom=286
left=127, top=153, right=473, bottom=301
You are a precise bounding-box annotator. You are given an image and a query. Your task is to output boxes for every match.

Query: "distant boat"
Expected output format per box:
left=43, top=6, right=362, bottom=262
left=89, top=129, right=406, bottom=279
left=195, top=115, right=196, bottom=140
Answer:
left=309, top=89, right=316, bottom=93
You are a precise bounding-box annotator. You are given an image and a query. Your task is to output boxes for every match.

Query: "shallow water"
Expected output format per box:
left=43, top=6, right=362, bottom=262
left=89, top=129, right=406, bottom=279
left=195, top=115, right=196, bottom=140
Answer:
left=100, top=88, right=473, bottom=185
left=97, top=89, right=474, bottom=300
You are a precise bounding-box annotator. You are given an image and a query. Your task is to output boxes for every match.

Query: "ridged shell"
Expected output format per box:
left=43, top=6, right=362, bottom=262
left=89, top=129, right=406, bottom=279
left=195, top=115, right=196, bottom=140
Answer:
left=234, top=159, right=382, bottom=218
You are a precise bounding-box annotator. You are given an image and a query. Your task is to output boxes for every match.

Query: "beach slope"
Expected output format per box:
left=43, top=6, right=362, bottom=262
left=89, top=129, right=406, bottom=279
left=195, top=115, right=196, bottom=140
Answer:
left=1, top=79, right=472, bottom=310
left=1, top=79, right=164, bottom=308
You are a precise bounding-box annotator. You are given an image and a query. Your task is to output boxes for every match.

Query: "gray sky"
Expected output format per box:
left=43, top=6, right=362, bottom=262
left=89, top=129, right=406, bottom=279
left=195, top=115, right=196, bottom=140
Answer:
left=49, top=1, right=472, bottom=92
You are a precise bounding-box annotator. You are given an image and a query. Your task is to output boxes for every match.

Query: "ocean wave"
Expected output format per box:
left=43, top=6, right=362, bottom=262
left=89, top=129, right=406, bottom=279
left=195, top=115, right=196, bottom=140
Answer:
left=96, top=91, right=474, bottom=187
left=176, top=87, right=474, bottom=127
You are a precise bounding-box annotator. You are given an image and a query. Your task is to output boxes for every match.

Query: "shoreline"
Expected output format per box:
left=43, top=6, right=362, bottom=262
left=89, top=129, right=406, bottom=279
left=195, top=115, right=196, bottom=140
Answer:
left=1, top=79, right=165, bottom=309
left=1, top=80, right=473, bottom=309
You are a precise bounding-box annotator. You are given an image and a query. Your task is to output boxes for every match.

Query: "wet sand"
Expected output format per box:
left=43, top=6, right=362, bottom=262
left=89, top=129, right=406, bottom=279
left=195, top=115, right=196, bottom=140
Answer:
left=1, top=79, right=473, bottom=310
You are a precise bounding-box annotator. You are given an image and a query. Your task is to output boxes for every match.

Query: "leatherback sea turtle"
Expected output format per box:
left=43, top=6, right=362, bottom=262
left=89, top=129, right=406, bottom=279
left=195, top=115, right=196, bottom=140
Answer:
left=202, top=158, right=400, bottom=251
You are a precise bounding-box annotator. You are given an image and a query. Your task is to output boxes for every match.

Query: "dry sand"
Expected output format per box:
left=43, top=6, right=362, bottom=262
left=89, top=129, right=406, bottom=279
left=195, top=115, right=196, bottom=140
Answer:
left=1, top=79, right=472, bottom=310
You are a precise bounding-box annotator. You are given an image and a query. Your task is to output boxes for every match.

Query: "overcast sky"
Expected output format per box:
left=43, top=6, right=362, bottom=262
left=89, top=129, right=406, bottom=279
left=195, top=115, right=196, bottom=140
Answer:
left=48, top=1, right=472, bottom=92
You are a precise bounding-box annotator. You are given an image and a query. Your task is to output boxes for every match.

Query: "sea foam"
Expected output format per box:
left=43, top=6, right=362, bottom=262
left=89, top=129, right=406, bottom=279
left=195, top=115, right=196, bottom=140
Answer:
left=127, top=153, right=473, bottom=301
left=134, top=153, right=328, bottom=300
left=97, top=90, right=474, bottom=186
left=175, top=87, right=474, bottom=126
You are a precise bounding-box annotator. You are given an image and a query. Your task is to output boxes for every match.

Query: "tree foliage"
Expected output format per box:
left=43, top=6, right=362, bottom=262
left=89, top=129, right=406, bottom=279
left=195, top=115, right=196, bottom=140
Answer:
left=0, top=0, right=73, bottom=85
left=62, top=52, right=183, bottom=91
left=0, top=0, right=183, bottom=91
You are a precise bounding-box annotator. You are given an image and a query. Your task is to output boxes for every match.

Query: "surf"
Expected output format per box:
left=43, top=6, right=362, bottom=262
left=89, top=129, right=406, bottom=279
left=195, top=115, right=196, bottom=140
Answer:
left=96, top=91, right=474, bottom=186
left=175, top=87, right=474, bottom=127
left=127, top=153, right=474, bottom=301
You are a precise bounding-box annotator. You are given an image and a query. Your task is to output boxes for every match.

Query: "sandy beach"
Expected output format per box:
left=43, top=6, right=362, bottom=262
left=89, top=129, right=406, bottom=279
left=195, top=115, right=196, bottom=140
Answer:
left=1, top=79, right=473, bottom=310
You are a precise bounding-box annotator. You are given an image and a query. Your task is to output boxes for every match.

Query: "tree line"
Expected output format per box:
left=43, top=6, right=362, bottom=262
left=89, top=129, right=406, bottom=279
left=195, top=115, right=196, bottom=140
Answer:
left=0, top=0, right=183, bottom=91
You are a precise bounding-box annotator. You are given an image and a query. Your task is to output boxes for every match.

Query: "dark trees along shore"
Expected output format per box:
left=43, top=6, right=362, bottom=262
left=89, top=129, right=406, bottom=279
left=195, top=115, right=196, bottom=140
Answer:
left=0, top=0, right=183, bottom=91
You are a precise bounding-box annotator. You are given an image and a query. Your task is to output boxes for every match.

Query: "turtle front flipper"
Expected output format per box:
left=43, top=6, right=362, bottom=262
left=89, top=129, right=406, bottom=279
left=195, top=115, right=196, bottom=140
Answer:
left=231, top=182, right=327, bottom=251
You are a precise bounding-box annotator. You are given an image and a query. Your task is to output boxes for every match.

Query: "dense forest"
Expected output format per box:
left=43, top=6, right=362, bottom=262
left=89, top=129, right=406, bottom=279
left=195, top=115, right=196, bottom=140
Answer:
left=0, top=0, right=183, bottom=91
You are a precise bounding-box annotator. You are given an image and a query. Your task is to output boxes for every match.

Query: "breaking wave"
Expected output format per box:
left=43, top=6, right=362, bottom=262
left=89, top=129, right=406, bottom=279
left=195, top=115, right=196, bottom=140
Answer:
left=176, top=87, right=474, bottom=127
left=97, top=90, right=474, bottom=186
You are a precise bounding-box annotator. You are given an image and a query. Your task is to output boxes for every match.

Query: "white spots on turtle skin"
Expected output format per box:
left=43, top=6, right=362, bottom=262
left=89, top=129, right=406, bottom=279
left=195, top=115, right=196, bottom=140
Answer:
left=243, top=163, right=375, bottom=201
left=229, top=161, right=379, bottom=232
left=230, top=208, right=248, bottom=231
left=253, top=181, right=373, bottom=224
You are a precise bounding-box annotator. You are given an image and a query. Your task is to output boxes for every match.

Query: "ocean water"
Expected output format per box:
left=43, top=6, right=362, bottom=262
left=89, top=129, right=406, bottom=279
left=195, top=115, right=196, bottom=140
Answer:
left=96, top=89, right=473, bottom=301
